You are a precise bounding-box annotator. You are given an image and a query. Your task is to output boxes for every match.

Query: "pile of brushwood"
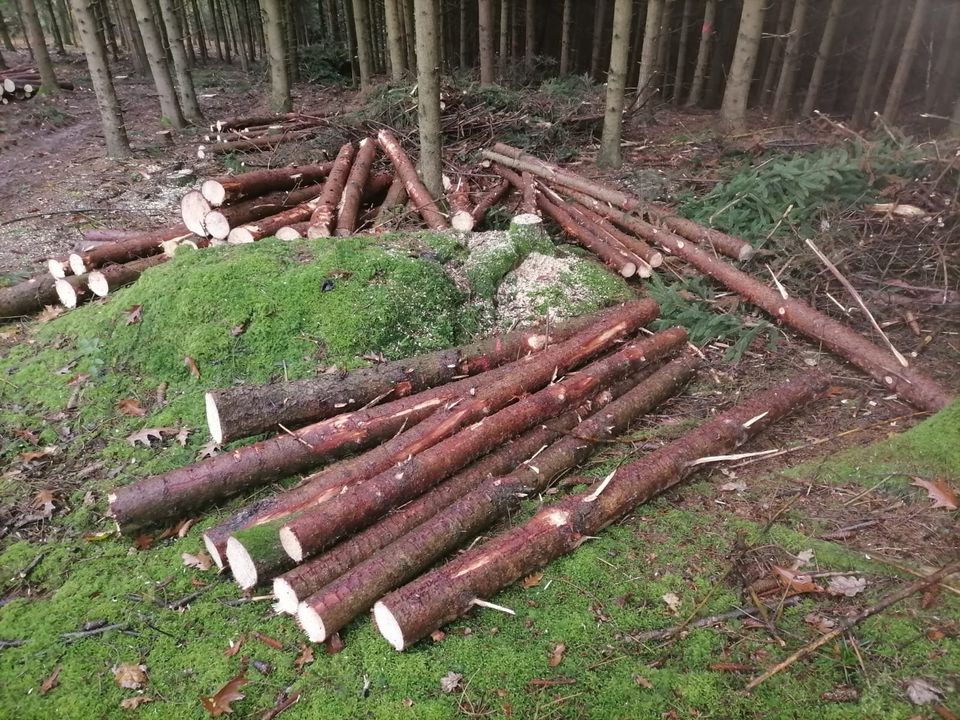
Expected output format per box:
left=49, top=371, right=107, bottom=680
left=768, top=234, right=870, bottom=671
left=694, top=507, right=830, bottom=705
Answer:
left=0, top=65, right=73, bottom=103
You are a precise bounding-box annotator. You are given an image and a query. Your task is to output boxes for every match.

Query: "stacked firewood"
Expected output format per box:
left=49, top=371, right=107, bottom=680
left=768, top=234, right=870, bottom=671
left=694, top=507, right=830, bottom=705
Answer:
left=104, top=298, right=835, bottom=648
left=0, top=65, right=74, bottom=103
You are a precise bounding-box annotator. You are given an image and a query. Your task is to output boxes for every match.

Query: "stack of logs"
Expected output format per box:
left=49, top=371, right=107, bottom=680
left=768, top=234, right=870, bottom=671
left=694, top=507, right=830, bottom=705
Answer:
left=198, top=112, right=336, bottom=156
left=106, top=298, right=834, bottom=649
left=1, top=65, right=74, bottom=102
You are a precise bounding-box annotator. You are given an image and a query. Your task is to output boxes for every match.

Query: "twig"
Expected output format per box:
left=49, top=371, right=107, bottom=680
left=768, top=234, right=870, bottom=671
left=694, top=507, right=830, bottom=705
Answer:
left=60, top=623, right=125, bottom=642
left=745, top=559, right=960, bottom=691
left=0, top=639, right=26, bottom=649
left=0, top=208, right=119, bottom=226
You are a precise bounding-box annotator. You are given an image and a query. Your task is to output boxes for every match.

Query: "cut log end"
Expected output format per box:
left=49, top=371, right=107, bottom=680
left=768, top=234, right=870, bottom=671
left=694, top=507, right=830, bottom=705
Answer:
left=272, top=577, right=300, bottom=615
left=372, top=601, right=405, bottom=651
left=68, top=253, right=87, bottom=276
left=87, top=271, right=109, bottom=297
left=305, top=224, right=332, bottom=240
left=227, top=227, right=256, bottom=244
left=200, top=179, right=227, bottom=207
left=47, top=259, right=67, bottom=279
left=648, top=251, right=664, bottom=268
left=278, top=526, right=304, bottom=562
left=275, top=226, right=302, bottom=241
left=738, top=245, right=756, bottom=262
left=225, top=536, right=259, bottom=590
left=450, top=210, right=475, bottom=232
left=205, top=392, right=224, bottom=444
left=204, top=211, right=231, bottom=240
left=180, top=190, right=212, bottom=237
left=203, top=532, right=226, bottom=570
left=55, top=279, right=78, bottom=308
left=620, top=262, right=637, bottom=278
left=296, top=603, right=327, bottom=642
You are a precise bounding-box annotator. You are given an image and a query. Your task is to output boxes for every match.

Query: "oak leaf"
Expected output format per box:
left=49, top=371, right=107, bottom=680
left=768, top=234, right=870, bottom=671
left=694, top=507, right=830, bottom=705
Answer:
left=911, top=478, right=958, bottom=510
left=772, top=566, right=824, bottom=595
left=120, top=696, right=154, bottom=710
left=201, top=673, right=248, bottom=716
left=127, top=427, right=176, bottom=447
left=440, top=671, right=463, bottom=693
left=521, top=572, right=544, bottom=588
left=184, top=356, right=201, bottom=379
left=293, top=643, right=313, bottom=670
left=182, top=551, right=213, bottom=571
left=175, top=427, right=192, bottom=447
left=36, top=305, right=65, bottom=323
left=112, top=663, right=148, bottom=690
left=117, top=398, right=147, bottom=417
left=224, top=636, right=245, bottom=658
left=32, top=489, right=57, bottom=518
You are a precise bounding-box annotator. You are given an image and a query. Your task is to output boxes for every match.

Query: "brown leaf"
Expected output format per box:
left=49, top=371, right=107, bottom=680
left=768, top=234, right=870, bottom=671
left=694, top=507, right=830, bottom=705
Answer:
left=125, top=305, right=143, bottom=324
left=826, top=576, right=867, bottom=598
left=252, top=631, right=284, bottom=651
left=259, top=691, right=300, bottom=720
left=224, top=636, right=245, bottom=658
left=176, top=427, right=192, bottom=447
left=120, top=696, right=154, bottom=710
left=133, top=535, right=154, bottom=551
left=20, top=446, right=59, bottom=463
left=198, top=439, right=221, bottom=459
left=547, top=643, right=566, bottom=667
left=127, top=427, right=176, bottom=447
left=521, top=572, right=544, bottom=588
left=201, top=673, right=248, bottom=716
left=184, top=356, right=201, bottom=379
left=40, top=665, right=62, bottom=695
left=67, top=373, right=90, bottom=386
left=293, top=643, right=313, bottom=670
left=804, top=612, right=837, bottom=634
left=324, top=633, right=344, bottom=655
left=430, top=630, right=446, bottom=643
left=13, top=429, right=39, bottom=445
left=772, top=566, right=825, bottom=595
left=117, top=398, right=147, bottom=417
left=440, top=671, right=463, bottom=693
left=176, top=518, right=197, bottom=538
left=112, top=663, right=148, bottom=690
left=230, top=324, right=246, bottom=337
left=32, top=489, right=57, bottom=518
left=633, top=675, right=653, bottom=689
left=912, top=478, right=958, bottom=510
left=182, top=551, right=213, bottom=571
left=36, top=305, right=65, bottom=323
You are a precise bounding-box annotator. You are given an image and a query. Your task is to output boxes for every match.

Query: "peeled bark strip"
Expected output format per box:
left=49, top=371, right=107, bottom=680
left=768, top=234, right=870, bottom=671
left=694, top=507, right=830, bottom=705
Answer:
left=377, top=129, right=448, bottom=230
left=203, top=183, right=327, bottom=241
left=335, top=137, right=377, bottom=236
left=470, top=178, right=510, bottom=225
left=180, top=190, right=212, bottom=237
left=207, top=312, right=602, bottom=444
left=87, top=255, right=169, bottom=296
left=200, top=161, right=333, bottom=206
left=306, top=142, right=356, bottom=238
left=279, top=326, right=685, bottom=564
left=296, top=355, right=697, bottom=640
left=446, top=176, right=475, bottom=232
left=374, top=370, right=829, bottom=650
left=67, top=225, right=191, bottom=276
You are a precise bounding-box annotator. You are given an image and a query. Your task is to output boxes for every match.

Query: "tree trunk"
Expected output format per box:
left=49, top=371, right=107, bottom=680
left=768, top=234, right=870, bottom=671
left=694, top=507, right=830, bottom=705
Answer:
left=158, top=0, right=203, bottom=122
left=384, top=0, right=404, bottom=79
left=350, top=0, right=372, bottom=90
left=283, top=0, right=296, bottom=81
left=86, top=254, right=167, bottom=297
left=65, top=224, right=188, bottom=275
left=685, top=0, right=715, bottom=107
left=671, top=0, right=692, bottom=103
left=882, top=0, right=929, bottom=124
left=759, top=0, right=792, bottom=106
left=523, top=0, right=532, bottom=70
left=497, top=0, right=507, bottom=78
left=1, top=271, right=82, bottom=319
left=296, top=342, right=693, bottom=641
left=0, top=11, right=15, bottom=50
left=477, top=0, right=493, bottom=84
left=557, top=0, right=571, bottom=75
left=304, top=142, right=355, bottom=237
left=260, top=0, right=291, bottom=111
left=770, top=0, right=807, bottom=121
left=409, top=5, right=443, bottom=195
left=190, top=0, right=206, bottom=62
left=654, top=0, right=673, bottom=98
left=402, top=0, right=416, bottom=72
left=800, top=0, right=842, bottom=116
left=850, top=0, right=892, bottom=126
left=588, top=0, right=607, bottom=81
left=597, top=0, right=632, bottom=168
left=457, top=0, right=466, bottom=70
left=636, top=0, right=663, bottom=105
left=374, top=371, right=829, bottom=650
left=228, top=0, right=249, bottom=71
left=20, top=0, right=59, bottom=93
left=537, top=191, right=636, bottom=276
left=130, top=0, right=185, bottom=126
left=207, top=0, right=223, bottom=59
left=98, top=0, right=120, bottom=59
left=116, top=0, right=148, bottom=73
left=42, top=0, right=66, bottom=53
left=718, top=0, right=766, bottom=133
left=927, top=2, right=960, bottom=112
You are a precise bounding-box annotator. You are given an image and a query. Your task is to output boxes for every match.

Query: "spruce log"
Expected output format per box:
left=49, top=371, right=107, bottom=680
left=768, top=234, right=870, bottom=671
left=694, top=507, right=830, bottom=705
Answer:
left=201, top=183, right=327, bottom=240
left=66, top=225, right=192, bottom=276
left=296, top=355, right=697, bottom=639
left=275, top=222, right=309, bottom=240
left=180, top=190, right=212, bottom=237
left=377, top=129, right=449, bottom=230
left=214, top=301, right=659, bottom=581
left=206, top=128, right=323, bottom=154
left=470, top=178, right=511, bottom=225
left=114, top=300, right=656, bottom=538
left=571, top=196, right=955, bottom=412
left=565, top=189, right=663, bottom=267
left=278, top=327, right=686, bottom=565
left=213, top=112, right=310, bottom=132
left=374, top=370, right=829, bottom=650
left=373, top=177, right=409, bottom=226
left=53, top=275, right=90, bottom=309
left=81, top=229, right=147, bottom=244
left=447, top=176, right=475, bottom=231
left=306, top=142, right=356, bottom=238
left=1, top=272, right=87, bottom=320
left=335, top=137, right=377, bottom=236
left=87, top=255, right=169, bottom=296
left=207, top=309, right=606, bottom=444
left=200, top=161, right=332, bottom=206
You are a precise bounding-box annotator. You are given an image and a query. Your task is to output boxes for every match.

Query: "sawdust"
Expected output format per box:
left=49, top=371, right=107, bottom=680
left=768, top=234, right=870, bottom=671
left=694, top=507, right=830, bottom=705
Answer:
left=496, top=251, right=585, bottom=326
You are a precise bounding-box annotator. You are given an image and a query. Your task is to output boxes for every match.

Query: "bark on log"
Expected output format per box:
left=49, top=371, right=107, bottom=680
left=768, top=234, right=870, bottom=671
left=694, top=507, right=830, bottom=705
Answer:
left=207, top=310, right=605, bottom=444
left=81, top=229, right=147, bottom=245
left=202, top=183, right=326, bottom=240
left=566, top=189, right=663, bottom=267
left=213, top=111, right=310, bottom=132
left=306, top=142, right=356, bottom=238
left=67, top=225, right=192, bottom=276
left=1, top=272, right=87, bottom=320
left=114, top=300, right=656, bottom=539
left=374, top=370, right=829, bottom=649
left=377, top=129, right=449, bottom=230
left=278, top=327, right=685, bottom=566
left=87, top=255, right=169, bottom=296
left=53, top=275, right=90, bottom=309
left=296, top=355, right=697, bottom=639
left=200, top=161, right=334, bottom=206
left=205, top=127, right=323, bottom=154
left=373, top=176, right=408, bottom=226
left=335, top=137, right=377, bottom=236
left=470, top=178, right=510, bottom=225
left=570, top=196, right=955, bottom=412
left=446, top=176, right=474, bottom=232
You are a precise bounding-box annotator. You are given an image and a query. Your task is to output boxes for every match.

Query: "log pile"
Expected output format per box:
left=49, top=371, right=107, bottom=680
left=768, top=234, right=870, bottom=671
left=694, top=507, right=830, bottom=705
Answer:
left=198, top=112, right=336, bottom=155
left=0, top=65, right=74, bottom=103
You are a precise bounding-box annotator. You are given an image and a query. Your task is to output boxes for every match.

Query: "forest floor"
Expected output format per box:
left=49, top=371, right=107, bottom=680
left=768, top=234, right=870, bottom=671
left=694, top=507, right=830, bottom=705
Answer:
left=0, top=52, right=958, bottom=719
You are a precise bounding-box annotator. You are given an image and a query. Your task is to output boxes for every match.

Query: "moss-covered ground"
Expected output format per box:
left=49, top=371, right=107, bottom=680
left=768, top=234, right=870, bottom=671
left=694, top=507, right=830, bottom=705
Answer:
left=0, top=235, right=957, bottom=719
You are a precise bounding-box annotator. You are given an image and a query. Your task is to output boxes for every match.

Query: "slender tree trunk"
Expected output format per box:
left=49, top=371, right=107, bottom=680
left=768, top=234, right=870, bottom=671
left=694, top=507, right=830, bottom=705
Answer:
left=510, top=0, right=518, bottom=64
left=70, top=0, right=129, bottom=157
left=351, top=0, right=373, bottom=90
left=227, top=0, right=249, bottom=71
left=158, top=0, right=203, bottom=122
left=207, top=0, right=223, bottom=60
left=20, top=0, right=60, bottom=93
left=252, top=0, right=266, bottom=58
left=179, top=0, right=195, bottom=66
left=457, top=0, right=466, bottom=70
left=928, top=2, right=960, bottom=112
left=117, top=0, right=148, bottom=73
left=384, top=0, right=404, bottom=79
left=851, top=0, right=891, bottom=126
left=130, top=0, right=185, bottom=125
left=588, top=0, right=607, bottom=81
left=341, top=0, right=358, bottom=85
left=523, top=0, right=532, bottom=70
left=882, top=0, right=929, bottom=124
left=259, top=0, right=290, bottom=110
left=0, top=11, right=16, bottom=51
left=800, top=0, right=842, bottom=116
left=950, top=93, right=960, bottom=138
left=413, top=0, right=442, bottom=198
left=478, top=0, right=493, bottom=84
left=598, top=0, right=632, bottom=168
left=770, top=0, right=807, bottom=121
left=98, top=0, right=120, bottom=59
left=760, top=0, right=792, bottom=105
left=671, top=0, right=692, bottom=103
left=43, top=0, right=67, bottom=53
left=403, top=0, right=415, bottom=72
left=654, top=0, right=672, bottom=97
left=636, top=0, right=663, bottom=105
left=284, top=0, right=297, bottom=81
left=719, top=0, right=766, bottom=133
left=557, top=0, right=571, bottom=75
left=497, top=0, right=507, bottom=78
left=190, top=0, right=206, bottom=62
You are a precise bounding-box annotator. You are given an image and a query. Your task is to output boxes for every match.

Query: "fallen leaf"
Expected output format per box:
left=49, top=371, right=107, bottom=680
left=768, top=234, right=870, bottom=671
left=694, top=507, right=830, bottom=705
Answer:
left=36, top=305, right=65, bottom=323
left=260, top=691, right=300, bottom=720
left=113, top=663, right=148, bottom=690
left=827, top=576, right=868, bottom=597
left=661, top=592, right=682, bottom=615
left=20, top=446, right=59, bottom=463
left=13, top=429, right=39, bottom=445
left=804, top=612, right=837, bottom=634
left=32, top=489, right=57, bottom=518
left=184, top=356, right=201, bottom=379
left=772, top=566, right=824, bottom=595
left=229, top=324, right=245, bottom=337
left=176, top=518, right=196, bottom=538
left=926, top=628, right=945, bottom=642
left=127, top=427, right=171, bottom=447
left=633, top=675, right=653, bottom=689
left=40, top=665, right=62, bottom=695
left=201, top=673, right=248, bottom=716
left=224, top=636, right=245, bottom=658
left=905, top=678, right=944, bottom=706
left=430, top=630, right=446, bottom=642
left=440, top=671, right=463, bottom=693
left=125, top=305, right=143, bottom=324
left=325, top=633, right=345, bottom=655
left=67, top=373, right=90, bottom=386
left=293, top=643, right=313, bottom=670
left=198, top=439, right=221, bottom=459
left=252, top=631, right=284, bottom=651
left=0, top=326, right=20, bottom=339
left=792, top=549, right=815, bottom=569
left=521, top=572, right=544, bottom=588
left=250, top=659, right=273, bottom=675
left=182, top=551, right=213, bottom=571
left=176, top=427, right=192, bottom=447
left=120, top=696, right=154, bottom=709
left=402, top=698, right=414, bottom=707
left=134, top=535, right=154, bottom=551
left=912, top=478, right=958, bottom=510
left=117, top=398, right=147, bottom=417
left=547, top=643, right=566, bottom=667
left=719, top=480, right=747, bottom=492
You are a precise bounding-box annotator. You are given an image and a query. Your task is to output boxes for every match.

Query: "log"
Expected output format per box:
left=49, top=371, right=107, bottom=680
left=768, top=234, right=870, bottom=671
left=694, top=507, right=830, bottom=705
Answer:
left=373, top=370, right=830, bottom=650
left=377, top=130, right=449, bottom=230
left=213, top=112, right=310, bottom=132
left=202, top=183, right=326, bottom=240
left=565, top=189, right=664, bottom=267
left=306, top=142, right=355, bottom=238
left=571, top=196, right=955, bottom=412
left=470, top=178, right=511, bottom=225
left=335, top=137, right=377, bottom=236
left=206, top=310, right=605, bottom=444
left=87, top=255, right=169, bottom=296
left=1, top=272, right=87, bottom=320
left=373, top=177, right=409, bottom=226
left=446, top=176, right=475, bottom=232
left=277, top=327, right=686, bottom=566
left=214, top=301, right=659, bottom=582
left=180, top=190, right=212, bottom=237
left=275, top=222, right=309, bottom=240
left=66, top=225, right=192, bottom=276
left=296, top=355, right=698, bottom=640
left=53, top=275, right=90, bottom=309
left=205, top=127, right=323, bottom=154
left=114, top=300, right=656, bottom=538
left=200, top=161, right=334, bottom=206
left=81, top=229, right=147, bottom=245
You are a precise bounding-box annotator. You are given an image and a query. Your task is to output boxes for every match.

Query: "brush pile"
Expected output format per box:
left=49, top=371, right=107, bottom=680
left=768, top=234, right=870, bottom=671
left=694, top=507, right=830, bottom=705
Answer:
left=0, top=65, right=73, bottom=103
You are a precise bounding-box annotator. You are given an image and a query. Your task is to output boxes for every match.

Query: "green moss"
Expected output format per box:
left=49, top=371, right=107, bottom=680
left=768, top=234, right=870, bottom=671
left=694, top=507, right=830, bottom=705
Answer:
left=465, top=238, right=523, bottom=300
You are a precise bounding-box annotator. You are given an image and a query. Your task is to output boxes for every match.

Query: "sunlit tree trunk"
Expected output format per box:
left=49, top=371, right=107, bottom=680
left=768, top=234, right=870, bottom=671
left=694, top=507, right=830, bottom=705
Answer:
left=770, top=0, right=807, bottom=121
left=598, top=0, right=632, bottom=168
left=351, top=0, right=373, bottom=90
left=20, top=0, right=60, bottom=93
left=158, top=0, right=203, bottom=122
left=719, top=0, right=765, bottom=133
left=478, top=0, right=494, bottom=84
left=413, top=0, right=442, bottom=197
left=260, top=0, right=291, bottom=111
left=801, top=0, right=842, bottom=116
left=131, top=0, right=185, bottom=125
left=558, top=0, right=571, bottom=75
left=882, top=0, right=929, bottom=124
left=636, top=0, right=663, bottom=105
left=384, top=0, right=404, bottom=80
